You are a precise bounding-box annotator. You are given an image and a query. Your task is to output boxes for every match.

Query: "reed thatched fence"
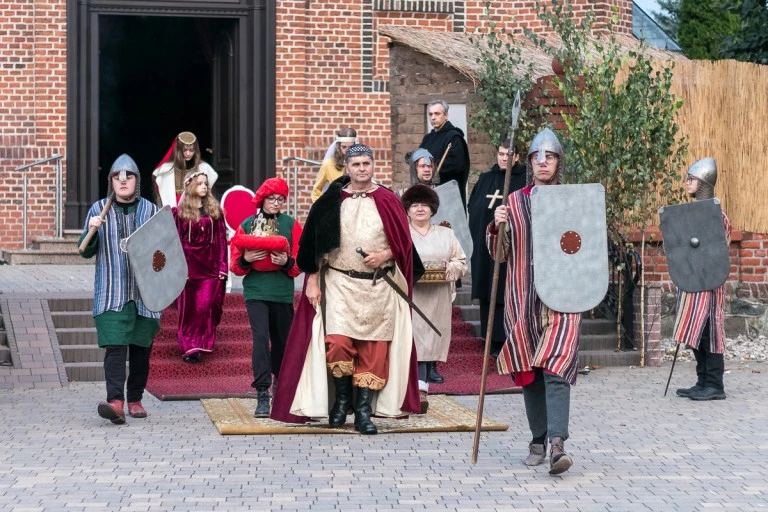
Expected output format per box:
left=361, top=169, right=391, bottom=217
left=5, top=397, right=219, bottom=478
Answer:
left=669, top=59, right=768, bottom=234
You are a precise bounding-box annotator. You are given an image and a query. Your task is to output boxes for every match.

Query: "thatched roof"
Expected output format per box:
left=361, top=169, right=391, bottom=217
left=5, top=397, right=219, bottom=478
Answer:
left=378, top=25, right=686, bottom=85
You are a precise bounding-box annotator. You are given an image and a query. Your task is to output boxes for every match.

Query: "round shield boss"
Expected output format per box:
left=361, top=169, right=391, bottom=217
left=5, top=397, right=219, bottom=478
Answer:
left=560, top=231, right=582, bottom=255
left=152, top=250, right=166, bottom=272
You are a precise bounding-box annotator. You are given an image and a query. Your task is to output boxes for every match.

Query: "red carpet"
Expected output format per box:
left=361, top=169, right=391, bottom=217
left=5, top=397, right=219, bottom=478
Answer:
left=146, top=293, right=518, bottom=400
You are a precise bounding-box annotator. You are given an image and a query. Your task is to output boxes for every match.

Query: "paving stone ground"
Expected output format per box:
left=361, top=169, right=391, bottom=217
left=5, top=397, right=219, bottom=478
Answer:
left=1, top=266, right=767, bottom=511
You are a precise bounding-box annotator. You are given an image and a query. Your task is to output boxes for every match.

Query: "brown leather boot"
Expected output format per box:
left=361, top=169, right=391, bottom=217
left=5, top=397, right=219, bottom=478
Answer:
left=548, top=437, right=573, bottom=475
left=97, top=399, right=126, bottom=425
left=127, top=401, right=147, bottom=418
left=523, top=442, right=546, bottom=466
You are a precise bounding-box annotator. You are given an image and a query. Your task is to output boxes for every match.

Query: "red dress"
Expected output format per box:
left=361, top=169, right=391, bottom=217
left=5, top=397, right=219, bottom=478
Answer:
left=173, top=208, right=228, bottom=358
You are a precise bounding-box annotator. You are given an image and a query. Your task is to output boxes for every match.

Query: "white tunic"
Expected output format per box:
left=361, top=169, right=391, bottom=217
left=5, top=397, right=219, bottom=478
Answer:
left=324, top=194, right=397, bottom=340
left=410, top=224, right=467, bottom=361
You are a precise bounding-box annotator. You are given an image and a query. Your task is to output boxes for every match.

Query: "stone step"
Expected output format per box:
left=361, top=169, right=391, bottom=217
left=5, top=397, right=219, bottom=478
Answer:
left=60, top=344, right=105, bottom=363
left=578, top=350, right=642, bottom=368
left=31, top=237, right=80, bottom=252
left=453, top=290, right=473, bottom=306
left=580, top=334, right=623, bottom=351
left=48, top=298, right=93, bottom=312
left=65, top=361, right=104, bottom=382
left=456, top=304, right=480, bottom=322
left=0, top=345, right=11, bottom=365
left=56, top=327, right=97, bottom=346
left=51, top=311, right=94, bottom=328
left=2, top=249, right=93, bottom=265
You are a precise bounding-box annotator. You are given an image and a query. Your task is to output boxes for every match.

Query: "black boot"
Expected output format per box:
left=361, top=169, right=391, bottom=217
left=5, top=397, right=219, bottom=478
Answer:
left=677, top=347, right=707, bottom=397
left=427, top=362, right=444, bottom=384
left=328, top=376, right=353, bottom=427
left=354, top=387, right=378, bottom=435
left=254, top=389, right=271, bottom=418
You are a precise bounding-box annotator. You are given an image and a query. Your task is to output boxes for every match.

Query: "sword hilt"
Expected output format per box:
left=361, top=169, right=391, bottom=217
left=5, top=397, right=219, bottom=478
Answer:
left=355, top=247, right=369, bottom=258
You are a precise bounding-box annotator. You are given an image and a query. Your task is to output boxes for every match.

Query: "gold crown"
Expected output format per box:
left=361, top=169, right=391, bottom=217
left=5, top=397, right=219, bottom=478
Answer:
left=177, top=131, right=197, bottom=145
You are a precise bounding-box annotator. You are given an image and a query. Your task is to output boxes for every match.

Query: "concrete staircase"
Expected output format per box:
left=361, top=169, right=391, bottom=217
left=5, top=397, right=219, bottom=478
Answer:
left=454, top=289, right=641, bottom=368
left=2, top=229, right=91, bottom=265
left=48, top=297, right=104, bottom=381
left=53, top=288, right=641, bottom=383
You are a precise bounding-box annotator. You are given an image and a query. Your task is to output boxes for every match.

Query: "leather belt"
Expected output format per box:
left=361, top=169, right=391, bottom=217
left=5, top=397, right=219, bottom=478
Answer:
left=327, top=265, right=381, bottom=280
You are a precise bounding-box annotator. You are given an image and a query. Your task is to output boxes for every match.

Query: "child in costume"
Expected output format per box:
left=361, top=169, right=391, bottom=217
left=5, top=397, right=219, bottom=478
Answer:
left=173, top=170, right=228, bottom=363
left=229, top=178, right=302, bottom=417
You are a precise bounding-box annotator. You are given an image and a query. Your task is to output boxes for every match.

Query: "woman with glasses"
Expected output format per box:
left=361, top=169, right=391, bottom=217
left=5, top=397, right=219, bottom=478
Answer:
left=229, top=178, right=303, bottom=418
left=402, top=184, right=467, bottom=413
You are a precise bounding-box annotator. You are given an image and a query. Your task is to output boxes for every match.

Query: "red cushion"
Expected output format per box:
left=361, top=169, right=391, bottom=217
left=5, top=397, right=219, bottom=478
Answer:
left=231, top=234, right=290, bottom=272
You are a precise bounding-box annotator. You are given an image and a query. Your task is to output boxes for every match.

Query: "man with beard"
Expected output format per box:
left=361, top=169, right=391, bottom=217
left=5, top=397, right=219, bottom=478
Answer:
left=468, top=139, right=526, bottom=357
left=419, top=100, right=470, bottom=208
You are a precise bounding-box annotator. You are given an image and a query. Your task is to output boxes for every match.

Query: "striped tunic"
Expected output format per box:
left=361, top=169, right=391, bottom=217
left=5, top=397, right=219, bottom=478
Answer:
left=83, top=198, right=160, bottom=319
left=486, top=186, right=582, bottom=385
left=672, top=211, right=732, bottom=353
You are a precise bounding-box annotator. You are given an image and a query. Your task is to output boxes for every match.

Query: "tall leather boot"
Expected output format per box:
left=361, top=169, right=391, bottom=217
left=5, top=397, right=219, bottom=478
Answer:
left=354, top=387, right=378, bottom=435
left=328, top=376, right=353, bottom=427
left=677, top=347, right=706, bottom=397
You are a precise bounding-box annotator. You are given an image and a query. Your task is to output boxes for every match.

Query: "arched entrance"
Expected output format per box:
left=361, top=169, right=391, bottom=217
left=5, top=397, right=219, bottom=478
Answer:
left=65, top=0, right=275, bottom=226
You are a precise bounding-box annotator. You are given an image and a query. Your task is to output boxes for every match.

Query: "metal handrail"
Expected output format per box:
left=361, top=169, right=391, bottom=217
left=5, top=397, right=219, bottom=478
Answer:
left=282, top=156, right=322, bottom=218
left=14, top=153, right=64, bottom=250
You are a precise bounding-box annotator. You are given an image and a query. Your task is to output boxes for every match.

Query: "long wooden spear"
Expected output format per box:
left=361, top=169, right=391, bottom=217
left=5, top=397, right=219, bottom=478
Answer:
left=472, top=91, right=522, bottom=464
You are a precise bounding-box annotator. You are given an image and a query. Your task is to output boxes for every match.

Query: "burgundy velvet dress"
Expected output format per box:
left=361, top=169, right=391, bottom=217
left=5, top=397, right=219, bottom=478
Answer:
left=173, top=208, right=228, bottom=359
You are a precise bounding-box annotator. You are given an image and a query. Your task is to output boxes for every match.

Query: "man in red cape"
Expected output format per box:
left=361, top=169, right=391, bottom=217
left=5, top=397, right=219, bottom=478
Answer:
left=271, top=144, right=421, bottom=434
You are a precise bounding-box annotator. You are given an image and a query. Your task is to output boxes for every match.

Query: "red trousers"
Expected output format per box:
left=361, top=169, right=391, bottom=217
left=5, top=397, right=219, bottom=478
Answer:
left=325, top=334, right=390, bottom=390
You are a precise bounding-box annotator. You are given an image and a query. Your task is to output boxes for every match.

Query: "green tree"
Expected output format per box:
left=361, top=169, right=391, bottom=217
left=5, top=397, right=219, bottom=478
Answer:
left=654, top=0, right=682, bottom=39
left=721, top=0, right=768, bottom=64
left=678, top=0, right=740, bottom=59
left=523, top=1, right=687, bottom=242
left=469, top=11, right=540, bottom=149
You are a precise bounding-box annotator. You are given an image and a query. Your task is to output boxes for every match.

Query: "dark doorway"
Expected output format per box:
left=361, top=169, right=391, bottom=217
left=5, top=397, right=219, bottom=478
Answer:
left=98, top=16, right=235, bottom=200
left=66, top=0, right=275, bottom=228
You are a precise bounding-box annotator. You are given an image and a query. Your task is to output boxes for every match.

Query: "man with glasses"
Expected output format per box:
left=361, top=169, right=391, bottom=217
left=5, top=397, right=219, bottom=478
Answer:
left=487, top=128, right=582, bottom=475
left=229, top=177, right=303, bottom=417
left=272, top=144, right=421, bottom=435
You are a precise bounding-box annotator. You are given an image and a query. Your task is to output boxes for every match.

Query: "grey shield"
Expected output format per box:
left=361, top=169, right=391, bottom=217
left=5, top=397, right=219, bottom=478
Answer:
left=531, top=184, right=608, bottom=313
left=659, top=199, right=729, bottom=293
left=123, top=206, right=188, bottom=312
left=433, top=180, right=473, bottom=259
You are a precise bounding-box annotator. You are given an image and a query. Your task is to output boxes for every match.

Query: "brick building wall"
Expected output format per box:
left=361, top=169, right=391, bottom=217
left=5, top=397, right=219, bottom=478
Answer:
left=0, top=0, right=67, bottom=249
left=274, top=0, right=634, bottom=222
left=0, top=0, right=632, bottom=250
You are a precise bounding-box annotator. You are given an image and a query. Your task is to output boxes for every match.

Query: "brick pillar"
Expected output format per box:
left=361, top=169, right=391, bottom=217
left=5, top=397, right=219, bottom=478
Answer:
left=641, top=286, right=663, bottom=367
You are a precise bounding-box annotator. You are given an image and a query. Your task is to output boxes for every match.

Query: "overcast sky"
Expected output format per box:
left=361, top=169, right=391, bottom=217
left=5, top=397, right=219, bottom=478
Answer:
left=634, top=0, right=662, bottom=19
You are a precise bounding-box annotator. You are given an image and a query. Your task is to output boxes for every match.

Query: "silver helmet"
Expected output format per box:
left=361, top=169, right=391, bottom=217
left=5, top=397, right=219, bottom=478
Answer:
left=409, top=148, right=439, bottom=186
left=107, top=154, right=141, bottom=201
left=687, top=157, right=717, bottom=200
left=526, top=128, right=564, bottom=185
